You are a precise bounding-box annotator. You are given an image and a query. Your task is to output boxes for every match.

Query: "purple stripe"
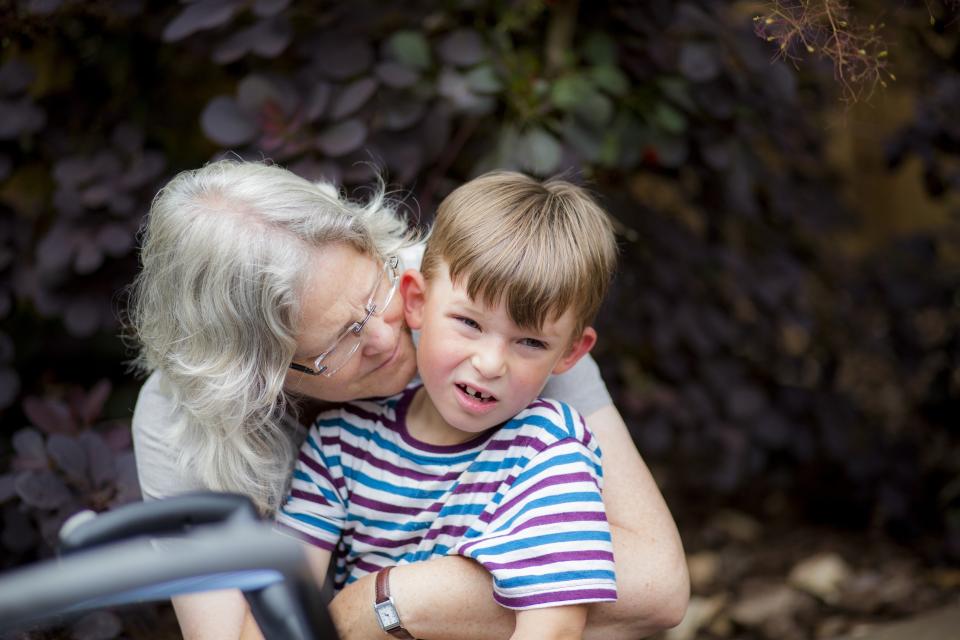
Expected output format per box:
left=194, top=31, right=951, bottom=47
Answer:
left=452, top=480, right=503, bottom=495
left=275, top=521, right=336, bottom=551
left=492, top=472, right=597, bottom=521
left=350, top=494, right=426, bottom=516
left=494, top=589, right=618, bottom=608
left=527, top=399, right=555, bottom=412
left=353, top=531, right=423, bottom=549
left=481, top=550, right=614, bottom=571
left=298, top=449, right=345, bottom=491
left=353, top=557, right=388, bottom=575
left=484, top=435, right=549, bottom=452
left=290, top=488, right=331, bottom=507
left=500, top=510, right=608, bottom=536
left=334, top=438, right=461, bottom=482
left=424, top=524, right=469, bottom=540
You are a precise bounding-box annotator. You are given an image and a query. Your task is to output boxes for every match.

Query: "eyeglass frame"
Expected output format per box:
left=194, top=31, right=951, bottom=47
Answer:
left=288, top=254, right=401, bottom=378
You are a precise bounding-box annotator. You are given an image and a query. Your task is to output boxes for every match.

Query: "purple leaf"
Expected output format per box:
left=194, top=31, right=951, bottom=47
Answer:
left=107, top=191, right=136, bottom=215
left=2, top=503, right=38, bottom=552
left=47, top=434, right=88, bottom=485
left=312, top=35, right=374, bottom=80
left=251, top=16, right=292, bottom=58
left=330, top=77, right=378, bottom=120
left=316, top=119, right=367, bottom=157
left=120, top=150, right=166, bottom=190
left=252, top=0, right=290, bottom=17
left=81, top=432, right=116, bottom=488
left=81, top=182, right=113, bottom=209
left=381, top=100, right=425, bottom=131
left=304, top=82, right=331, bottom=122
left=375, top=61, right=420, bottom=89
left=71, top=610, right=123, bottom=640
left=54, top=156, right=97, bottom=188
left=0, top=367, right=18, bottom=410
left=201, top=96, right=258, bottom=147
left=90, top=150, right=122, bottom=178
left=437, top=67, right=494, bottom=114
left=82, top=379, right=112, bottom=425
left=36, top=223, right=77, bottom=273
left=0, top=473, right=15, bottom=503
left=15, top=470, right=71, bottom=509
left=437, top=29, right=486, bottom=67
left=24, top=398, right=76, bottom=435
left=376, top=139, right=422, bottom=184
left=26, top=0, right=62, bottom=16
left=111, top=453, right=142, bottom=506
left=111, top=123, right=144, bottom=154
left=237, top=73, right=298, bottom=116
left=163, top=0, right=240, bottom=43
left=0, top=59, right=34, bottom=96
left=13, top=428, right=46, bottom=467
left=73, top=238, right=104, bottom=275
left=53, top=186, right=84, bottom=217
left=290, top=157, right=341, bottom=185
left=96, top=224, right=133, bottom=257
left=0, top=97, right=46, bottom=139
left=679, top=42, right=721, bottom=82
left=103, top=422, right=133, bottom=452
left=64, top=299, right=101, bottom=337
left=212, top=28, right=252, bottom=64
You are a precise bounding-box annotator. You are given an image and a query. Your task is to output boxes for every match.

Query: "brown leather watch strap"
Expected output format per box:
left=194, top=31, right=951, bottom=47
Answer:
left=374, top=566, right=415, bottom=639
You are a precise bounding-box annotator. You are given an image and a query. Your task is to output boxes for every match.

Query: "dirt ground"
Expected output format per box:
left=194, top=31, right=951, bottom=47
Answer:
left=660, top=508, right=960, bottom=640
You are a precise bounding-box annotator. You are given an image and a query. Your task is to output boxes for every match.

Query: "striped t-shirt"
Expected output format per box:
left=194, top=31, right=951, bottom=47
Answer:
left=276, top=385, right=617, bottom=610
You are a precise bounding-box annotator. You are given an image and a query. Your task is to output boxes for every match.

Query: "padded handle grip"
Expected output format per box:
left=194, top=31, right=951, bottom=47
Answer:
left=59, top=492, right=260, bottom=554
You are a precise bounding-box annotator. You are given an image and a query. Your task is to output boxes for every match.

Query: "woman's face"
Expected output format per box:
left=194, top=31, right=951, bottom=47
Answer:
left=285, top=243, right=418, bottom=402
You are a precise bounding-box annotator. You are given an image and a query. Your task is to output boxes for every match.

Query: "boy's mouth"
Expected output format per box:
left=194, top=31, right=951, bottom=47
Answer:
left=456, top=383, right=497, bottom=403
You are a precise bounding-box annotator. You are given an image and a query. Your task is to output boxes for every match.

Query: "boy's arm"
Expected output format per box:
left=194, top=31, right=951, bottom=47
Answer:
left=512, top=606, right=587, bottom=640
left=329, top=404, right=688, bottom=640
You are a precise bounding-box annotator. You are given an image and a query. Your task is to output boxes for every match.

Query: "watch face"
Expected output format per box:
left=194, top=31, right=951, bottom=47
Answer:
left=375, top=601, right=400, bottom=630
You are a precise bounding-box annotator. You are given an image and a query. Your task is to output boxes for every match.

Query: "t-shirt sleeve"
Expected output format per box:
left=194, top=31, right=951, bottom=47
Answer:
left=541, top=354, right=613, bottom=418
left=453, top=438, right=617, bottom=610
left=275, top=413, right=347, bottom=551
left=131, top=371, right=204, bottom=501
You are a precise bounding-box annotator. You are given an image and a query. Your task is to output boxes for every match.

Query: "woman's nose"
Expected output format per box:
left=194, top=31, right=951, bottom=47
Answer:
left=360, top=313, right=396, bottom=356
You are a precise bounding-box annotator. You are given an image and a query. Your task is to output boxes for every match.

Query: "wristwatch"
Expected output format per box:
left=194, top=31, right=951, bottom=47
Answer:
left=374, top=566, right=414, bottom=639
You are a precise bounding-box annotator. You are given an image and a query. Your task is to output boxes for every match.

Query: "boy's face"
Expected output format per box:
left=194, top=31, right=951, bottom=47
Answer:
left=400, top=264, right=596, bottom=435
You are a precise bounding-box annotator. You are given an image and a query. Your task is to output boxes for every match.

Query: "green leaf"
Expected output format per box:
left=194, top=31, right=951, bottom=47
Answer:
left=465, top=64, right=502, bottom=94
left=386, top=31, right=432, bottom=70
left=582, top=31, right=617, bottom=66
left=550, top=73, right=593, bottom=111
left=575, top=92, right=614, bottom=128
left=518, top=127, right=562, bottom=175
left=589, top=65, right=629, bottom=96
left=652, top=102, right=687, bottom=134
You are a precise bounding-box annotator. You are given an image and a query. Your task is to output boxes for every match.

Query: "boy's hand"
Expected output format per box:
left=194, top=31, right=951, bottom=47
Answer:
left=511, top=605, right=587, bottom=640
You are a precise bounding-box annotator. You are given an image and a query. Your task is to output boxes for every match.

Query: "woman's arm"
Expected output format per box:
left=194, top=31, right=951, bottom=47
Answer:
left=512, top=606, right=587, bottom=640
left=328, top=404, right=689, bottom=640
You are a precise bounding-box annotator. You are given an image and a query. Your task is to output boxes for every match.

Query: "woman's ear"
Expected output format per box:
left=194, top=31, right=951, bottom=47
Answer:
left=552, top=326, right=597, bottom=375
left=400, top=268, right=428, bottom=330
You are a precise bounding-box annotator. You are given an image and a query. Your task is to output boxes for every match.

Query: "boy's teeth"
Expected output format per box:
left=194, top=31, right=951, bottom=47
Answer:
left=462, top=384, right=493, bottom=400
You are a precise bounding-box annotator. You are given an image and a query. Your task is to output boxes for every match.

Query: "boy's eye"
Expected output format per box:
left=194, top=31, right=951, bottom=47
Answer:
left=455, top=316, right=481, bottom=330
left=520, top=338, right=547, bottom=349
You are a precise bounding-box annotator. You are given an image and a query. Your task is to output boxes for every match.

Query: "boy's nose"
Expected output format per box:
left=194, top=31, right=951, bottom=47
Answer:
left=470, top=344, right=507, bottom=379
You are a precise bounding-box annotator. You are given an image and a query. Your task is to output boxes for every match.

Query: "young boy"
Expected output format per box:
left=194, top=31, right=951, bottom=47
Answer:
left=276, top=171, right=619, bottom=639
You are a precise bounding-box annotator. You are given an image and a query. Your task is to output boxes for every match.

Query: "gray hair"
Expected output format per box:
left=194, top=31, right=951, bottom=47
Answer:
left=128, top=159, right=413, bottom=514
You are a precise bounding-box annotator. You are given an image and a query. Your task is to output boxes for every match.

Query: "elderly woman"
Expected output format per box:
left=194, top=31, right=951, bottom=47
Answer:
left=129, top=160, right=688, bottom=640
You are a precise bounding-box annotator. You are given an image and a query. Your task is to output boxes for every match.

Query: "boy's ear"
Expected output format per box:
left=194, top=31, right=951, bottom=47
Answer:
left=552, top=326, right=597, bottom=375
left=400, top=268, right=428, bottom=330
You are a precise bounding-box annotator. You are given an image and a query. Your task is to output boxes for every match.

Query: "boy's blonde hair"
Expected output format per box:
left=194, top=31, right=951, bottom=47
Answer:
left=421, top=171, right=617, bottom=337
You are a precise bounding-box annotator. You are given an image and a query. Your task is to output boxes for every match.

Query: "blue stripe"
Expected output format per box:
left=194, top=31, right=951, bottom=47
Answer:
left=284, top=511, right=342, bottom=537
left=468, top=457, right=525, bottom=472
left=467, top=530, right=611, bottom=558
left=339, top=465, right=449, bottom=499
left=493, top=491, right=604, bottom=533
left=512, top=452, right=599, bottom=489
left=503, top=414, right=568, bottom=441
left=495, top=569, right=616, bottom=589
left=316, top=417, right=482, bottom=466
left=561, top=402, right=576, bottom=438
left=291, top=469, right=340, bottom=504
left=345, top=514, right=432, bottom=532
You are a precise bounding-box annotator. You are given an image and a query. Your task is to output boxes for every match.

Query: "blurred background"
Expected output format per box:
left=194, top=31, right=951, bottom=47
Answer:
left=0, top=0, right=958, bottom=638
